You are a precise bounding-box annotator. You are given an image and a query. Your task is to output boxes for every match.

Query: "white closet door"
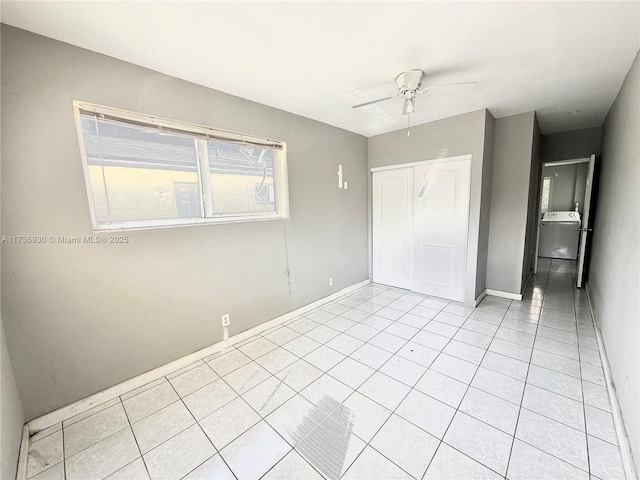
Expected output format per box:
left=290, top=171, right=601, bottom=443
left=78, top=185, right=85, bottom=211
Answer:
left=412, top=159, right=470, bottom=301
left=372, top=168, right=414, bottom=289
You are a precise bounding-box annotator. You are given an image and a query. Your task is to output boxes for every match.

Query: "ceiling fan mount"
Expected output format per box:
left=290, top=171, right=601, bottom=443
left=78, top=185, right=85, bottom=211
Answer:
left=353, top=69, right=476, bottom=115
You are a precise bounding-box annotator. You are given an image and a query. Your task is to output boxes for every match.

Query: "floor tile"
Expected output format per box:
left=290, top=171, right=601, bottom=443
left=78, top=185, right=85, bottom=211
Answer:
left=342, top=446, right=412, bottom=480
left=350, top=343, right=392, bottom=369
left=242, top=375, right=296, bottom=416
left=531, top=349, right=581, bottom=378
left=132, top=400, right=195, bottom=453
left=424, top=442, right=502, bottom=479
left=27, top=430, right=64, bottom=478
left=579, top=346, right=602, bottom=367
left=395, top=389, right=455, bottom=439
left=430, top=353, right=478, bottom=383
left=300, top=374, right=353, bottom=406
left=199, top=397, right=261, bottom=449
left=354, top=301, right=384, bottom=314
left=495, top=326, right=535, bottom=347
left=522, top=383, right=585, bottom=431
left=462, top=319, right=500, bottom=336
left=453, top=328, right=493, bottom=349
left=144, top=425, right=215, bottom=480
left=507, top=439, right=588, bottom=480
left=419, top=297, right=450, bottom=310
left=182, top=453, right=235, bottom=479
left=324, top=316, right=357, bottom=333
left=471, top=367, right=525, bottom=404
left=274, top=359, right=323, bottom=392
left=527, top=364, right=583, bottom=401
left=262, top=451, right=322, bottom=480
left=303, top=345, right=346, bottom=372
left=444, top=411, right=513, bottom=475
left=238, top=337, right=279, bottom=359
left=255, top=347, right=299, bottom=374
left=585, top=405, right=618, bottom=445
left=443, top=340, right=486, bottom=364
left=357, top=372, right=410, bottom=410
left=182, top=378, right=238, bottom=420
left=582, top=381, right=611, bottom=412
left=223, top=362, right=272, bottom=395
left=414, top=369, right=468, bottom=408
left=459, top=386, right=520, bottom=434
left=535, top=336, right=580, bottom=360
left=515, top=408, right=588, bottom=471
left=587, top=434, right=625, bottom=480
left=334, top=392, right=392, bottom=442
left=345, top=323, right=380, bottom=342
left=305, top=325, right=340, bottom=343
left=123, top=381, right=179, bottom=424
left=396, top=342, right=439, bottom=367
left=327, top=357, right=375, bottom=389
left=581, top=363, right=606, bottom=386
left=206, top=349, right=252, bottom=377
left=385, top=299, right=414, bottom=312
left=411, top=305, right=442, bottom=319
left=397, top=313, right=431, bottom=329
left=282, top=335, right=322, bottom=357
left=411, top=330, right=449, bottom=351
left=168, top=363, right=218, bottom=397
left=325, top=333, right=364, bottom=356
left=287, top=318, right=321, bottom=334
left=399, top=292, right=428, bottom=305
left=306, top=309, right=336, bottom=323
left=295, top=415, right=366, bottom=480
left=537, top=325, right=579, bottom=345
left=29, top=423, right=61, bottom=444
left=368, top=331, right=407, bottom=353
left=263, top=326, right=301, bottom=346
left=360, top=314, right=394, bottom=331
left=422, top=320, right=458, bottom=338
left=63, top=403, right=129, bottom=457
left=64, top=397, right=122, bottom=426
left=375, top=307, right=404, bottom=321
left=370, top=414, right=439, bottom=479
left=66, top=427, right=139, bottom=480
left=501, top=318, right=538, bottom=334
left=489, top=338, right=532, bottom=362
left=384, top=321, right=419, bottom=340
left=480, top=351, right=529, bottom=382
left=29, top=462, right=64, bottom=480
left=104, top=458, right=149, bottom=480
left=340, top=308, right=371, bottom=322
left=379, top=356, right=427, bottom=387
left=368, top=295, right=395, bottom=307
left=267, top=394, right=330, bottom=445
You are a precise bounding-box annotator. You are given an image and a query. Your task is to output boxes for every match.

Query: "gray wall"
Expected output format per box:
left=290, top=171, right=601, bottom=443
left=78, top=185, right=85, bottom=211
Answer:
left=543, top=163, right=587, bottom=212
left=522, top=116, right=541, bottom=287
left=477, top=110, right=495, bottom=296
left=540, top=127, right=602, bottom=163
left=588, top=50, right=640, bottom=471
left=486, top=112, right=536, bottom=294
left=1, top=319, right=24, bottom=480
left=368, top=109, right=492, bottom=304
left=1, top=26, right=369, bottom=420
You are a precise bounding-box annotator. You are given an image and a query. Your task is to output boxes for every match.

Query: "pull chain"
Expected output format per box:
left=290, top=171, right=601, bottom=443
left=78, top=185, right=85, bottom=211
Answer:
left=407, top=114, right=411, bottom=137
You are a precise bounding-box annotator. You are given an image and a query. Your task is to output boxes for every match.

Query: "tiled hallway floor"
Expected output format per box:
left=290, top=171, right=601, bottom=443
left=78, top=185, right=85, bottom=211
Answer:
left=26, top=259, right=627, bottom=480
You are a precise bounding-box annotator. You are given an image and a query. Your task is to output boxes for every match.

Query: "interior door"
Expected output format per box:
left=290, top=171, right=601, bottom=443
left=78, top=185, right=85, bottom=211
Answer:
left=372, top=168, right=414, bottom=289
left=412, top=159, right=471, bottom=301
left=577, top=154, right=596, bottom=288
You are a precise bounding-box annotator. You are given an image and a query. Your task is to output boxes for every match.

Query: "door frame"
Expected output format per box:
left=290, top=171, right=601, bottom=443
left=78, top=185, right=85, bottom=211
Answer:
left=371, top=154, right=472, bottom=299
left=533, top=157, right=590, bottom=274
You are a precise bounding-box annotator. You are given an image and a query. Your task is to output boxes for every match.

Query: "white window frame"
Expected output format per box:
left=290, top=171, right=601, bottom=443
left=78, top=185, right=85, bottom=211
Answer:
left=73, top=101, right=289, bottom=232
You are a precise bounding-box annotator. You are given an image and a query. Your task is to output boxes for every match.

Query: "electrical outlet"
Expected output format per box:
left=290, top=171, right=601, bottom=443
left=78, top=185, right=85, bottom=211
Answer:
left=328, top=277, right=334, bottom=286
left=221, top=313, right=230, bottom=328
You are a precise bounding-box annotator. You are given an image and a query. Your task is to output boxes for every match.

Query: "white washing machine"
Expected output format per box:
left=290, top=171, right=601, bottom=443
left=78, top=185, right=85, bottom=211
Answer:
left=539, top=211, right=581, bottom=259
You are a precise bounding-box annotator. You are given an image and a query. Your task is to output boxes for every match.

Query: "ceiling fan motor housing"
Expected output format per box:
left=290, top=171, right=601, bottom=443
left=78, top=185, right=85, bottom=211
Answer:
left=396, top=70, right=424, bottom=93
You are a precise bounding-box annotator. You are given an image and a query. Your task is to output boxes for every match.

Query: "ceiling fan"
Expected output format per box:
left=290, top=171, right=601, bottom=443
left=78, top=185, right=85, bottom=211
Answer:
left=352, top=70, right=476, bottom=115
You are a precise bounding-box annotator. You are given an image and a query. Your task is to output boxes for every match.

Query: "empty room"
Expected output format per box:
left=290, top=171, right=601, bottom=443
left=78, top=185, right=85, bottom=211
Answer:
left=1, top=2, right=639, bottom=480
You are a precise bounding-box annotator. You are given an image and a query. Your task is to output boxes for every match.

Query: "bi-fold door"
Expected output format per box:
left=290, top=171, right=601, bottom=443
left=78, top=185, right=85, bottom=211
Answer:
left=372, top=157, right=471, bottom=302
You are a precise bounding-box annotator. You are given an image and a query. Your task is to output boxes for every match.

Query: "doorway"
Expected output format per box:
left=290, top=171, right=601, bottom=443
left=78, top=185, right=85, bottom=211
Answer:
left=372, top=156, right=471, bottom=302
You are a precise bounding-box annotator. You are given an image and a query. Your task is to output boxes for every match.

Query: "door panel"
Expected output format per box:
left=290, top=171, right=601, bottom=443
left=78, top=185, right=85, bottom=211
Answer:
left=577, top=154, right=596, bottom=288
left=412, top=159, right=470, bottom=301
left=372, top=169, right=413, bottom=289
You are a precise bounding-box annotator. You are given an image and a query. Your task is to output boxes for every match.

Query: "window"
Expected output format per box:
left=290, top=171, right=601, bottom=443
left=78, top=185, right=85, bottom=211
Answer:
left=541, top=176, right=552, bottom=212
left=73, top=101, right=289, bottom=231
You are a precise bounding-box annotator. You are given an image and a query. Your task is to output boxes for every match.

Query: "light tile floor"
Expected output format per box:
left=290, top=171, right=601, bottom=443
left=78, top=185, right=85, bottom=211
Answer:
left=26, top=259, right=627, bottom=480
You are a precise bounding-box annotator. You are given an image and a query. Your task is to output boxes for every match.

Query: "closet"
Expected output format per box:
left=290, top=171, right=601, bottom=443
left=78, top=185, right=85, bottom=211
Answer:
left=372, top=156, right=471, bottom=302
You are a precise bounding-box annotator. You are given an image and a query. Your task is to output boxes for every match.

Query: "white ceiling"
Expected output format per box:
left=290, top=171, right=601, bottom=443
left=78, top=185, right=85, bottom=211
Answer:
left=1, top=1, right=639, bottom=136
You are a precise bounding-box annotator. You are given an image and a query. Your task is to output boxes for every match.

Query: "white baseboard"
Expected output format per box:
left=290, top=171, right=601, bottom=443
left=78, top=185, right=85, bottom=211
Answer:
left=485, top=289, right=523, bottom=301
left=16, top=425, right=29, bottom=480
left=474, top=289, right=487, bottom=306
left=585, top=282, right=638, bottom=480
left=24, top=279, right=371, bottom=437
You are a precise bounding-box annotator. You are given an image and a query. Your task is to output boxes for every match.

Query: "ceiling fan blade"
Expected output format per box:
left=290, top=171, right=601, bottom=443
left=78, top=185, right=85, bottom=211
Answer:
left=352, top=95, right=398, bottom=109
left=423, top=82, right=477, bottom=95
